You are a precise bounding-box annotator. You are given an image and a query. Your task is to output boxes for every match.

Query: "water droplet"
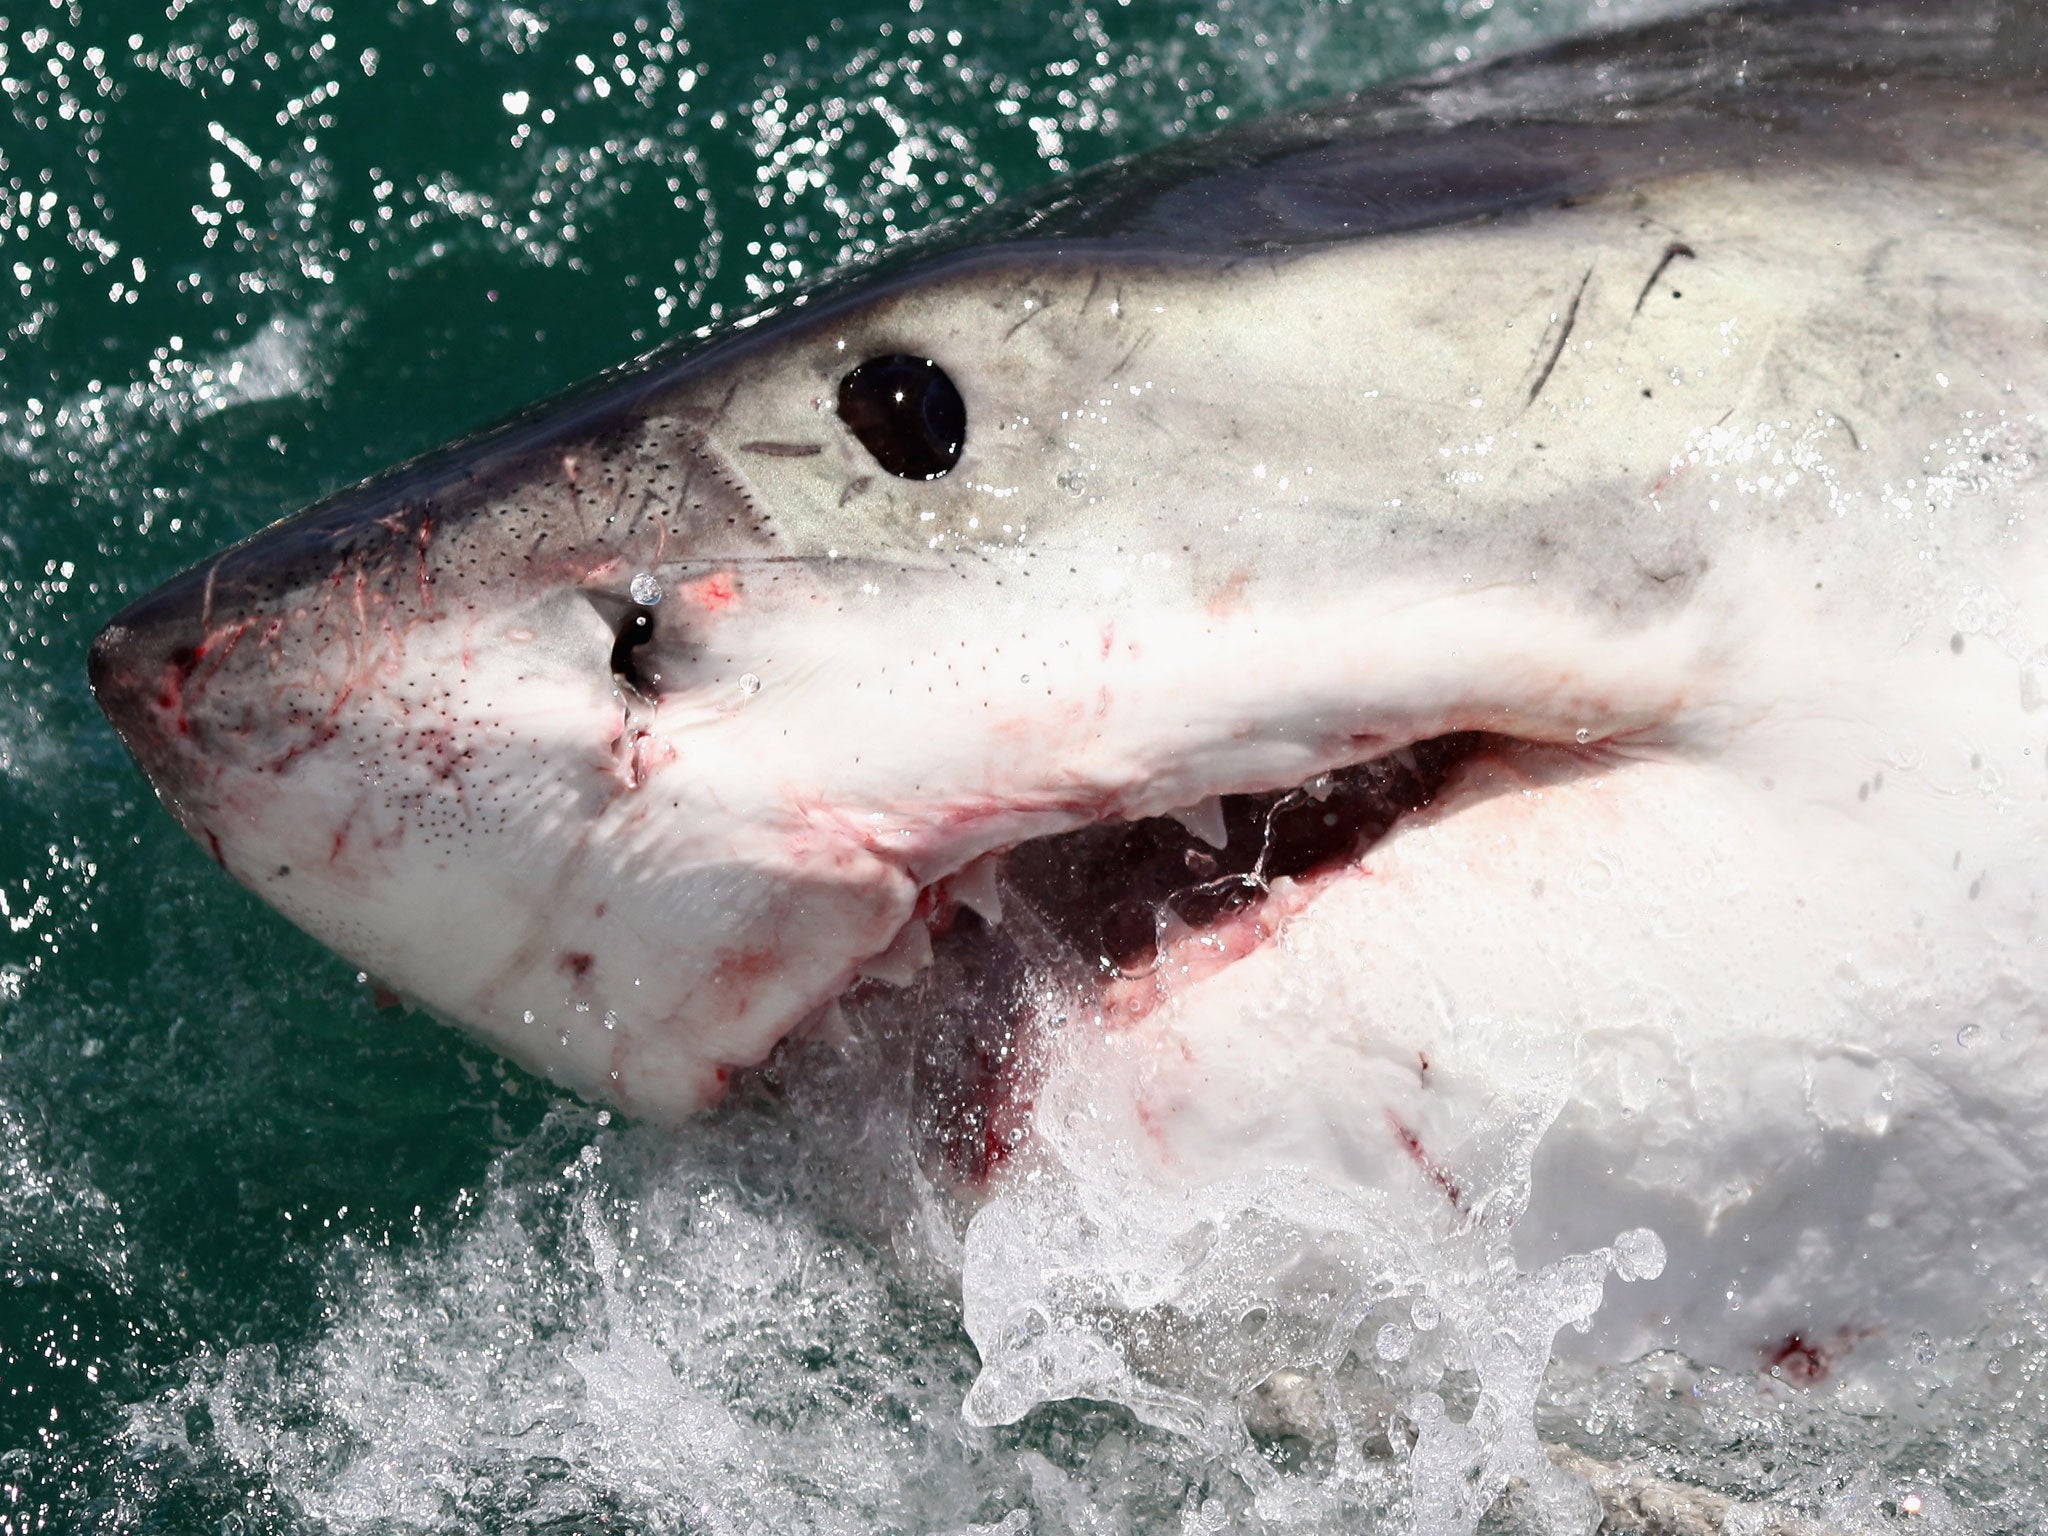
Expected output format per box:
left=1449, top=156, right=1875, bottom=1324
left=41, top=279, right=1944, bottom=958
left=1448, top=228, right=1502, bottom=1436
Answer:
left=522, top=1009, right=536, bottom=1025
left=602, top=1010, right=618, bottom=1031
left=1376, top=1322, right=1412, bottom=1361
left=1575, top=727, right=1591, bottom=744
left=1914, top=1331, right=1938, bottom=1364
left=1237, top=1306, right=1269, bottom=1338
left=1987, top=1354, right=2004, bottom=1376
left=1957, top=1023, right=1983, bottom=1049
left=557, top=1029, right=572, bottom=1048
left=629, top=572, right=663, bottom=605
left=1410, top=1298, right=1440, bottom=1332
left=738, top=672, right=762, bottom=696
left=1613, top=1227, right=1666, bottom=1282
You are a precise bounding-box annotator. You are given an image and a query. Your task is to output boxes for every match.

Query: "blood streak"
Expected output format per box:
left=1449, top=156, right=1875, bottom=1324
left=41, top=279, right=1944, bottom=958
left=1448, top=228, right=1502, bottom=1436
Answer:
left=1765, top=1333, right=1830, bottom=1384
left=687, top=572, right=739, bottom=611
left=709, top=946, right=778, bottom=1016
left=1387, top=1111, right=1464, bottom=1208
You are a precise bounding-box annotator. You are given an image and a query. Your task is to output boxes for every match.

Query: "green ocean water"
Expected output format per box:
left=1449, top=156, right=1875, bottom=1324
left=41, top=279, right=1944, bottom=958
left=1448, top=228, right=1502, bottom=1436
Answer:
left=15, top=1, right=2004, bottom=1531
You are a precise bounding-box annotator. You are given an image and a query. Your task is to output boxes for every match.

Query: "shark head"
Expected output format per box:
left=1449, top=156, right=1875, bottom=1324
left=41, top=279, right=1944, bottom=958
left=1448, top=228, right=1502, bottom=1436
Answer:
left=89, top=0, right=2048, bottom=1378
left=88, top=238, right=1710, bottom=1118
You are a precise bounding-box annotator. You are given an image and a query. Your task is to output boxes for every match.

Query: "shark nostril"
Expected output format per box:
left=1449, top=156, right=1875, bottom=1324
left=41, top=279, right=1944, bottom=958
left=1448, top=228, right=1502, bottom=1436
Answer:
left=609, top=602, right=660, bottom=698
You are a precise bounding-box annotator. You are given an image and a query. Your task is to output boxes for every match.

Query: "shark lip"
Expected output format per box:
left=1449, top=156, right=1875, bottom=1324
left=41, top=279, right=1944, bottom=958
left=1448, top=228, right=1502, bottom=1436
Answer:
left=864, top=731, right=1590, bottom=1182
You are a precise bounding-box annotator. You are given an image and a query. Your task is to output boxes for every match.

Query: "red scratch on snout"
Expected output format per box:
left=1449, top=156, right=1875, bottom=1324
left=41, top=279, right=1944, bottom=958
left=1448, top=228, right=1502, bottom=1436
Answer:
left=560, top=951, right=595, bottom=982
left=155, top=618, right=253, bottom=735
left=686, top=571, right=739, bottom=612
left=1387, top=1111, right=1464, bottom=1209
left=157, top=653, right=199, bottom=734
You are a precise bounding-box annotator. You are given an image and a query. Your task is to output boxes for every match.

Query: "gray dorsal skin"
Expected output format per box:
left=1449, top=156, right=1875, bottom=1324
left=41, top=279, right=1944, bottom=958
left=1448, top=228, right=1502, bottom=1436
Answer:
left=1003, top=0, right=2042, bottom=249
left=90, top=0, right=2048, bottom=1391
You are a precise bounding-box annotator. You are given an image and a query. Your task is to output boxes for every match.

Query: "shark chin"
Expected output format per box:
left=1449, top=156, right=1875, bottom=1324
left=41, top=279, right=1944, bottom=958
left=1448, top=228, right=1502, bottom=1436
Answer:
left=89, top=0, right=2048, bottom=1402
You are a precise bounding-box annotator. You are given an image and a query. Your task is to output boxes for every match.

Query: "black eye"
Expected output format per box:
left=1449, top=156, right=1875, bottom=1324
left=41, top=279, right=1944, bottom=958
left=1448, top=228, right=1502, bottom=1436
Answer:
left=610, top=603, right=659, bottom=698
left=837, top=354, right=966, bottom=480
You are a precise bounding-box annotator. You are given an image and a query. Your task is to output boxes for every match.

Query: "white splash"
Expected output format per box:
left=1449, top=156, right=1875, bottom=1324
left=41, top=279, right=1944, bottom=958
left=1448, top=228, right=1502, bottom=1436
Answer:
left=956, top=1025, right=1666, bottom=1535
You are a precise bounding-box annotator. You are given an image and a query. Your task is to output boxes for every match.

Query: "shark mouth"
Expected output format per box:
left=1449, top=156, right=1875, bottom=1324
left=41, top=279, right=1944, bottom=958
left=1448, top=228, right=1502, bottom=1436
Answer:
left=853, top=733, right=1543, bottom=1184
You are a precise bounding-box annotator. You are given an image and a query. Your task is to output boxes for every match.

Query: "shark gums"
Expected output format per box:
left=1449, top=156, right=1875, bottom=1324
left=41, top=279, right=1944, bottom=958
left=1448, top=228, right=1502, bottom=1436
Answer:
left=90, top=0, right=2048, bottom=1389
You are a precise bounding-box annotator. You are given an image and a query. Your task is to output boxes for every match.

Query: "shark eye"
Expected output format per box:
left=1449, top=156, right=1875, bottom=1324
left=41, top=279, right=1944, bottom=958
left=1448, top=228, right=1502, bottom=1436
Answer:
left=836, top=354, right=965, bottom=480
left=609, top=602, right=659, bottom=697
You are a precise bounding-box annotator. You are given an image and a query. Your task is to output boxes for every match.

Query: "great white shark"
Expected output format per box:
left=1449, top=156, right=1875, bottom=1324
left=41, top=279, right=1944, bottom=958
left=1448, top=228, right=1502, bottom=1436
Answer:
left=90, top=0, right=2048, bottom=1395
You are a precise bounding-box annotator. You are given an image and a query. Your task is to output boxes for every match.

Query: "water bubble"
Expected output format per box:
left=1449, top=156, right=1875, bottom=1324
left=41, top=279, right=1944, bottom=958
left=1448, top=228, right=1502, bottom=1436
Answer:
left=1612, top=1227, right=1666, bottom=1282
left=1575, top=727, right=1591, bottom=744
left=1914, top=1331, right=1938, bottom=1364
left=1375, top=1322, right=1412, bottom=1361
left=738, top=673, right=762, bottom=696
left=602, top=1010, right=619, bottom=1031
left=1411, top=1298, right=1441, bottom=1332
left=1957, top=1022, right=1984, bottom=1049
left=629, top=572, right=663, bottom=605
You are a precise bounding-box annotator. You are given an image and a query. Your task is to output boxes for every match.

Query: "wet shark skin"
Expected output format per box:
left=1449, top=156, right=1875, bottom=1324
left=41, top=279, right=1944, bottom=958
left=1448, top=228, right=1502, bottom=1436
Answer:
left=89, top=0, right=2048, bottom=1375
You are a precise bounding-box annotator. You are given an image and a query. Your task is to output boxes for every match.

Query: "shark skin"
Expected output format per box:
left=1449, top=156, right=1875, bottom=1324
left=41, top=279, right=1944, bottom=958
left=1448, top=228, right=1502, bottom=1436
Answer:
left=89, top=0, right=2048, bottom=1383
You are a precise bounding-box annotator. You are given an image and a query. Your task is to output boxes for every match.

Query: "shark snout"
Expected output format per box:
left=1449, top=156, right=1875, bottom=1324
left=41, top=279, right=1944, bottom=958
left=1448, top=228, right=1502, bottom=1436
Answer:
left=89, top=562, right=223, bottom=812
left=89, top=491, right=435, bottom=846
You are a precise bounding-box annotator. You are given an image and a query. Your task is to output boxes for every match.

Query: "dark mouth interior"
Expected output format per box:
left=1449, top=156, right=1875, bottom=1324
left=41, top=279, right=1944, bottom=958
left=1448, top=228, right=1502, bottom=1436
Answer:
left=998, top=731, right=1494, bottom=980
left=906, top=732, right=1499, bottom=1182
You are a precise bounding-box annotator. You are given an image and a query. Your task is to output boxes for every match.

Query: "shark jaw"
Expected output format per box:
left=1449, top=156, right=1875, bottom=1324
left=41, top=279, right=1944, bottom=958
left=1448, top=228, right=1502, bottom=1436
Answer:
left=878, top=732, right=1585, bottom=1178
